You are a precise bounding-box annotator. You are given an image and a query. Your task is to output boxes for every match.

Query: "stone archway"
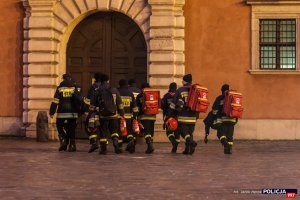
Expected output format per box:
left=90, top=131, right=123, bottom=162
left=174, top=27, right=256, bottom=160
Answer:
left=22, top=0, right=186, bottom=139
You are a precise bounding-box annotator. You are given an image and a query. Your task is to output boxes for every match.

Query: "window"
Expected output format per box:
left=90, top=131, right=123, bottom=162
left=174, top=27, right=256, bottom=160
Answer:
left=247, top=1, right=300, bottom=74
left=260, top=19, right=296, bottom=70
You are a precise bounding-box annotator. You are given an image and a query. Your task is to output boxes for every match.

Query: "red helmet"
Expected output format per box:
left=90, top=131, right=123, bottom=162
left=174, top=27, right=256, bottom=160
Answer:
left=166, top=117, right=178, bottom=131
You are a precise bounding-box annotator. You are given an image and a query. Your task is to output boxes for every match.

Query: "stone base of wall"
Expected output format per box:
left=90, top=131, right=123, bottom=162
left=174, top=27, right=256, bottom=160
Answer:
left=191, top=119, right=300, bottom=141
left=0, top=117, right=23, bottom=136
left=23, top=117, right=300, bottom=141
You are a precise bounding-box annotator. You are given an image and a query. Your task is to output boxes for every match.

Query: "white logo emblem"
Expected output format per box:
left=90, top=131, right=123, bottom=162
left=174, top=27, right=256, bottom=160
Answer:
left=150, top=95, right=154, bottom=101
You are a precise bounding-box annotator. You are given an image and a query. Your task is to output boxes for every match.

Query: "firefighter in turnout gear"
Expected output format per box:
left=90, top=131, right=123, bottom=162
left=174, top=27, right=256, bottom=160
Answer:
left=128, top=79, right=141, bottom=100
left=161, top=82, right=180, bottom=153
left=90, top=74, right=124, bottom=154
left=118, top=79, right=139, bottom=153
left=212, top=84, right=237, bottom=154
left=136, top=83, right=160, bottom=154
left=167, top=74, right=198, bottom=155
left=49, top=74, right=81, bottom=152
left=84, top=72, right=103, bottom=153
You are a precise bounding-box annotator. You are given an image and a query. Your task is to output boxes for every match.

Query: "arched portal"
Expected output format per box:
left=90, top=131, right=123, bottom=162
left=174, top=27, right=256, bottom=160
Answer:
left=67, top=11, right=147, bottom=137
left=22, top=0, right=186, bottom=140
left=67, top=11, right=147, bottom=94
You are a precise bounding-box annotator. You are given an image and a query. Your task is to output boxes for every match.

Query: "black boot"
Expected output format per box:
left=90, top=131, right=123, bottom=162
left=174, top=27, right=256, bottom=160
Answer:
left=58, top=135, right=68, bottom=151
left=113, top=138, right=122, bottom=154
left=145, top=138, right=154, bottom=154
left=171, top=141, right=179, bottom=153
left=68, top=139, right=76, bottom=152
left=189, top=140, right=197, bottom=155
left=169, top=137, right=178, bottom=153
left=88, top=138, right=99, bottom=153
left=126, top=139, right=135, bottom=154
left=220, top=137, right=228, bottom=146
left=224, top=144, right=232, bottom=154
left=183, top=137, right=193, bottom=155
left=99, top=142, right=107, bottom=155
left=182, top=143, right=190, bottom=155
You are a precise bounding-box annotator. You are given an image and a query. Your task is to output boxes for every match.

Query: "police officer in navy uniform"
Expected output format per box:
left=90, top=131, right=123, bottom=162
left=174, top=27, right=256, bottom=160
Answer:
left=167, top=74, right=198, bottom=155
left=212, top=84, right=237, bottom=154
left=117, top=79, right=139, bottom=153
left=128, top=79, right=141, bottom=100
left=49, top=74, right=81, bottom=152
left=90, top=74, right=124, bottom=154
left=161, top=82, right=180, bottom=153
left=84, top=72, right=103, bottom=153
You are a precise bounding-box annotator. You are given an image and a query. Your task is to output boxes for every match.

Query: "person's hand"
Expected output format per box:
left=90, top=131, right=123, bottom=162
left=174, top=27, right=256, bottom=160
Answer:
left=204, top=134, right=208, bottom=144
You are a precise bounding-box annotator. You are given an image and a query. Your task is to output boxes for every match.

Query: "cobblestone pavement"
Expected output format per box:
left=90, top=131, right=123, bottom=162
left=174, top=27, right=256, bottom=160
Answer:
left=0, top=138, right=299, bottom=200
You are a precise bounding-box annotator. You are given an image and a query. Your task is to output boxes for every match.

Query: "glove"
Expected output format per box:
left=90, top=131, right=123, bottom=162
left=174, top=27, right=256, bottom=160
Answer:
left=204, top=134, right=208, bottom=144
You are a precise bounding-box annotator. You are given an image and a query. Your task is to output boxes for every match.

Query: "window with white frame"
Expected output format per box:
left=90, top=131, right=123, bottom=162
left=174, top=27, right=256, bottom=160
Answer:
left=247, top=1, right=300, bottom=74
left=259, top=19, right=296, bottom=70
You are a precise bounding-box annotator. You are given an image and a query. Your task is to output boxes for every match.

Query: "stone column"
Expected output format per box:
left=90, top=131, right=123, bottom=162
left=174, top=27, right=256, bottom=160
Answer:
left=23, top=0, right=59, bottom=139
left=148, top=0, right=185, bottom=93
left=148, top=0, right=185, bottom=142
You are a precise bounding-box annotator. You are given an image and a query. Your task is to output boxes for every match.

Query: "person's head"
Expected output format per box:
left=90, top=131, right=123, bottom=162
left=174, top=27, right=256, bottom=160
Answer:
left=94, top=72, right=103, bottom=83
left=101, top=74, right=109, bottom=83
left=221, top=84, right=229, bottom=95
left=128, top=79, right=137, bottom=87
left=182, top=74, right=192, bottom=86
left=62, top=73, right=71, bottom=81
left=141, top=82, right=150, bottom=89
left=169, top=82, right=177, bottom=92
left=119, top=79, right=128, bottom=88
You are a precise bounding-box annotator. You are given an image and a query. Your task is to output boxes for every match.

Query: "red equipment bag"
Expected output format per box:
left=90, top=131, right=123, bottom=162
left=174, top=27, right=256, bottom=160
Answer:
left=187, top=84, right=210, bottom=113
left=142, top=89, right=160, bottom=115
left=132, top=119, right=140, bottom=134
left=120, top=117, right=128, bottom=136
left=223, top=90, right=243, bottom=118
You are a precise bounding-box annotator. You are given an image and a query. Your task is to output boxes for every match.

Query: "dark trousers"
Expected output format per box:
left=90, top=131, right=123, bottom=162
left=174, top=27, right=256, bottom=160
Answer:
left=177, top=123, right=195, bottom=142
left=99, top=118, right=120, bottom=144
left=217, top=122, right=235, bottom=145
left=56, top=118, right=77, bottom=144
left=166, top=130, right=180, bottom=143
left=140, top=120, right=155, bottom=142
left=123, top=118, right=133, bottom=142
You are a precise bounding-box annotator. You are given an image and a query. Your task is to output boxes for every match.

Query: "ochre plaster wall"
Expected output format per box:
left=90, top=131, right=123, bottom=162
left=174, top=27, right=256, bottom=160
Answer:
left=184, top=0, right=300, bottom=119
left=0, top=1, right=23, bottom=117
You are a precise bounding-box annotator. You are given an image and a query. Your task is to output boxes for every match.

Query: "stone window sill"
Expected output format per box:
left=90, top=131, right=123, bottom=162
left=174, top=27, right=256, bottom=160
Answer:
left=248, top=70, right=300, bottom=75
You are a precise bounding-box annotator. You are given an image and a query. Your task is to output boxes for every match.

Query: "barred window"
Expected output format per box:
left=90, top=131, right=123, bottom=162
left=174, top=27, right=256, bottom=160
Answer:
left=260, top=19, right=296, bottom=70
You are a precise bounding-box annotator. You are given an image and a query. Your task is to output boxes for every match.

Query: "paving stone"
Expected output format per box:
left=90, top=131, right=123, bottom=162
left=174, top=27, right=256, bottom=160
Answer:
left=0, top=138, right=299, bottom=200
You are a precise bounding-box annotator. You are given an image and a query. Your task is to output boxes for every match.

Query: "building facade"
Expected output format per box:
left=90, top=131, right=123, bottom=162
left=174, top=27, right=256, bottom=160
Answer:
left=0, top=0, right=299, bottom=140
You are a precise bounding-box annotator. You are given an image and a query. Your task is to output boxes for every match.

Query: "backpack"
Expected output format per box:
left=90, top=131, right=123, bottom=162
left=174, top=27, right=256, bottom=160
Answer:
left=71, top=86, right=84, bottom=113
left=97, top=86, right=117, bottom=117
left=187, top=84, right=209, bottom=112
left=223, top=90, right=243, bottom=118
left=142, top=89, right=160, bottom=115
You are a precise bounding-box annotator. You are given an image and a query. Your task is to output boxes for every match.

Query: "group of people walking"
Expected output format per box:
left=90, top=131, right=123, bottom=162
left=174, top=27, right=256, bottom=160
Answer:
left=49, top=73, right=241, bottom=155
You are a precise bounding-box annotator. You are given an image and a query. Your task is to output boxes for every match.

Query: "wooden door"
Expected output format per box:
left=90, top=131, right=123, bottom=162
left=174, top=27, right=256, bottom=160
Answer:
left=67, top=12, right=147, bottom=138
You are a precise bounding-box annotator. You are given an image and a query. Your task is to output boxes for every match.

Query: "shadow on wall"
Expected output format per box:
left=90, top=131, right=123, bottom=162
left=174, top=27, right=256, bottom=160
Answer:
left=15, top=1, right=25, bottom=118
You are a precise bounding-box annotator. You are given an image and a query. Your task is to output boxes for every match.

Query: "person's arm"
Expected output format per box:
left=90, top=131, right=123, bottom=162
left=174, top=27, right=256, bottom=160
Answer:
left=131, top=93, right=139, bottom=119
left=166, top=90, right=180, bottom=118
left=49, top=88, right=60, bottom=118
left=115, top=89, right=124, bottom=117
left=212, top=96, right=221, bottom=115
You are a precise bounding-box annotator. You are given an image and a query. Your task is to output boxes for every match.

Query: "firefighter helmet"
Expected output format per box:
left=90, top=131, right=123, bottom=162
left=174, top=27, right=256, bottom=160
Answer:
left=166, top=117, right=178, bottom=131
